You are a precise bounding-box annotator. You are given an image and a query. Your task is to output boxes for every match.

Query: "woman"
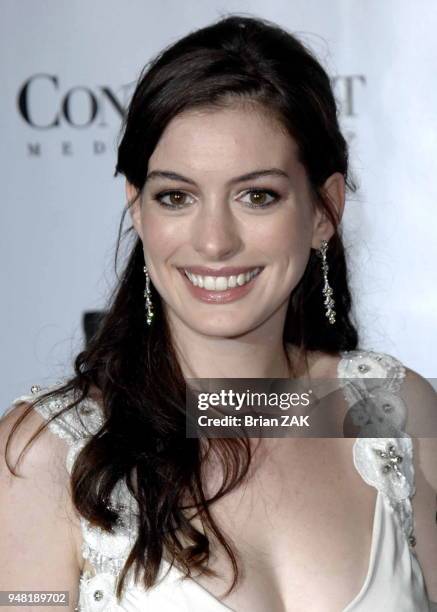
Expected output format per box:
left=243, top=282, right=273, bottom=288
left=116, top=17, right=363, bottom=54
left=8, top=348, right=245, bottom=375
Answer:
left=1, top=15, right=436, bottom=612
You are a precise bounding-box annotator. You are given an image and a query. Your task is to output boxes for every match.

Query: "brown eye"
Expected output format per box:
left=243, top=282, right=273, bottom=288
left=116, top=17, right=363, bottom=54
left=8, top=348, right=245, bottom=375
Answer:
left=154, top=190, right=194, bottom=208
left=250, top=192, right=268, bottom=205
left=240, top=189, right=279, bottom=208
left=169, top=192, right=186, bottom=205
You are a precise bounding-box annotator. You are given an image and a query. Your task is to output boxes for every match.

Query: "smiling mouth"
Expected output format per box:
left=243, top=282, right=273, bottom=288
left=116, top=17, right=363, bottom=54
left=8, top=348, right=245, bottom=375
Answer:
left=182, top=267, right=263, bottom=291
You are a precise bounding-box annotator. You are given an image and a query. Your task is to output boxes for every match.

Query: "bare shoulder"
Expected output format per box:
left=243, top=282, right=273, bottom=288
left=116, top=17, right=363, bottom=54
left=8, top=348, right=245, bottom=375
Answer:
left=0, top=399, right=84, bottom=595
left=1, top=399, right=69, bottom=474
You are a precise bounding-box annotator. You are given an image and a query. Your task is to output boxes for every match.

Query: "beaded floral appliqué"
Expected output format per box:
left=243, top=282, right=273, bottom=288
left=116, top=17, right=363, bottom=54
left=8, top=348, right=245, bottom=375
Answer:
left=353, top=436, right=414, bottom=501
left=77, top=571, right=120, bottom=611
left=338, top=350, right=417, bottom=549
left=338, top=350, right=408, bottom=437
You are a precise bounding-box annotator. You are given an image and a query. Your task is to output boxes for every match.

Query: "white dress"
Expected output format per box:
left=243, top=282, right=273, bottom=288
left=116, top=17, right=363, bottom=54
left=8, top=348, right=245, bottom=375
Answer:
left=11, top=350, right=437, bottom=611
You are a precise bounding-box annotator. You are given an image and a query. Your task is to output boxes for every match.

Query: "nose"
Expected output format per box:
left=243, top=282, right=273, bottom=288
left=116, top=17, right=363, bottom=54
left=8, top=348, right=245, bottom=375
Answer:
left=191, top=202, right=243, bottom=261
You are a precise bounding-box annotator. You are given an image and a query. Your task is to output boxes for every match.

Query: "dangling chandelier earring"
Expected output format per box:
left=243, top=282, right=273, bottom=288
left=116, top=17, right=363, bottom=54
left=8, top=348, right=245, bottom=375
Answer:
left=318, top=240, right=336, bottom=325
left=143, top=265, right=155, bottom=326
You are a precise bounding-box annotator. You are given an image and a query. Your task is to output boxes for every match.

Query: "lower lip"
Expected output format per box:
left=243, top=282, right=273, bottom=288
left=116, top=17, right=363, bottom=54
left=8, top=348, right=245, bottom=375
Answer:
left=178, top=269, right=263, bottom=303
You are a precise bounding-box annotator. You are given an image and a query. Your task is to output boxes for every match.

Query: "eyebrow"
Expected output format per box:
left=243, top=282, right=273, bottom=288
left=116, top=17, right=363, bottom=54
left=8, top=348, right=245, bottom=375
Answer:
left=145, top=168, right=290, bottom=186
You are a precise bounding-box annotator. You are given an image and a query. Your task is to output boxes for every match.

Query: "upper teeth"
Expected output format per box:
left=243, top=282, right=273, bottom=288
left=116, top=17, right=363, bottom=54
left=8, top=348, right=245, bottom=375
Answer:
left=184, top=267, right=262, bottom=290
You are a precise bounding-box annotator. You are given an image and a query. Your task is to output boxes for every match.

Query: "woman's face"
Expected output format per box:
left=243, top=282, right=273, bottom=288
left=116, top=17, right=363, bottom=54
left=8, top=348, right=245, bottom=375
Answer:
left=129, top=104, right=344, bottom=339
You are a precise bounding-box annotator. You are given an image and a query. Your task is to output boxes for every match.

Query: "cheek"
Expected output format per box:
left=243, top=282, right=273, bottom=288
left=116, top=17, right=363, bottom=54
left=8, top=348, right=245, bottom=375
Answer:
left=142, top=212, right=184, bottom=256
left=252, top=208, right=314, bottom=259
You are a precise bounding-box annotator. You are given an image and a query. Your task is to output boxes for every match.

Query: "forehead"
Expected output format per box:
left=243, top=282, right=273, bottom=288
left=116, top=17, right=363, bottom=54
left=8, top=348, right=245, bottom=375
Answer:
left=148, top=105, right=304, bottom=181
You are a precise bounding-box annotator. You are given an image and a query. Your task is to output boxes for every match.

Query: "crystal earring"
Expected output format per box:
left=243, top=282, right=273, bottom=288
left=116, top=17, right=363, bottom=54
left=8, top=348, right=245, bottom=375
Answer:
left=318, top=240, right=336, bottom=325
left=143, top=265, right=154, bottom=325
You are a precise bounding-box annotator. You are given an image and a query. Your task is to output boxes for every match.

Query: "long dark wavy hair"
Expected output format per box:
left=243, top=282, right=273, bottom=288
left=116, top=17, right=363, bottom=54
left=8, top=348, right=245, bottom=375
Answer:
left=5, top=14, right=359, bottom=602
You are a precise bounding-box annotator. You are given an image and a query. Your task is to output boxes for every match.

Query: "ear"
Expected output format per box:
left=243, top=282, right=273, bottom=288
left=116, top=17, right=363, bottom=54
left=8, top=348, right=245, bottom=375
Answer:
left=311, top=172, right=345, bottom=249
left=126, top=181, right=143, bottom=241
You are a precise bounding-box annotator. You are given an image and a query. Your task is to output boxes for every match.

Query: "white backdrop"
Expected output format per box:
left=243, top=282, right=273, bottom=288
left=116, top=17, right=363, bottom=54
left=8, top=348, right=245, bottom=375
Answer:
left=1, top=0, right=436, bottom=411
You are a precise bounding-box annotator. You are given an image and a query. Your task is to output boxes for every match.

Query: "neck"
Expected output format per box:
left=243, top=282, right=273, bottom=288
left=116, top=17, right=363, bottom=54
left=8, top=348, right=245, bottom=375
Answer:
left=166, top=314, right=305, bottom=380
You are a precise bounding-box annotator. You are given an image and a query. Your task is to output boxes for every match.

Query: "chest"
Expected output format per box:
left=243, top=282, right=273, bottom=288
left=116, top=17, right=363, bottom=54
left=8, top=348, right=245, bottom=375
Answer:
left=188, top=438, right=378, bottom=612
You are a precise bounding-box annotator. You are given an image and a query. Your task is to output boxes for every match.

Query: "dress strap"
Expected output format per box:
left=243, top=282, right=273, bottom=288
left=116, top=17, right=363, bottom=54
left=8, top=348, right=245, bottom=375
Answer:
left=12, top=383, right=104, bottom=474
left=338, top=350, right=408, bottom=437
left=337, top=350, right=417, bottom=548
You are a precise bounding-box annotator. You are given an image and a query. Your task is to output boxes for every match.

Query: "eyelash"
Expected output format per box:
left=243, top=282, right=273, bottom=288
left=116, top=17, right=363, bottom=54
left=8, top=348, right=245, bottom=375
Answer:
left=152, top=189, right=280, bottom=210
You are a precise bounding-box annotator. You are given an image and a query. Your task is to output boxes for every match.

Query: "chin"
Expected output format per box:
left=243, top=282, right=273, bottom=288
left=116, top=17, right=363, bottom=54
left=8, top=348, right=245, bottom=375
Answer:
left=185, top=312, right=264, bottom=338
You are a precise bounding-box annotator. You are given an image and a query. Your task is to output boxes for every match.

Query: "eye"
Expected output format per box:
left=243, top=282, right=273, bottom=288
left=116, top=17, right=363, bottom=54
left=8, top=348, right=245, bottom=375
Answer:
left=153, top=190, right=195, bottom=209
left=152, top=188, right=280, bottom=210
left=238, top=189, right=280, bottom=208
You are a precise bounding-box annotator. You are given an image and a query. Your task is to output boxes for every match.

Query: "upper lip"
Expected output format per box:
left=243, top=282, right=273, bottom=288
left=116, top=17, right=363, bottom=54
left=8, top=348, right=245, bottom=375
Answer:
left=180, top=266, right=262, bottom=277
